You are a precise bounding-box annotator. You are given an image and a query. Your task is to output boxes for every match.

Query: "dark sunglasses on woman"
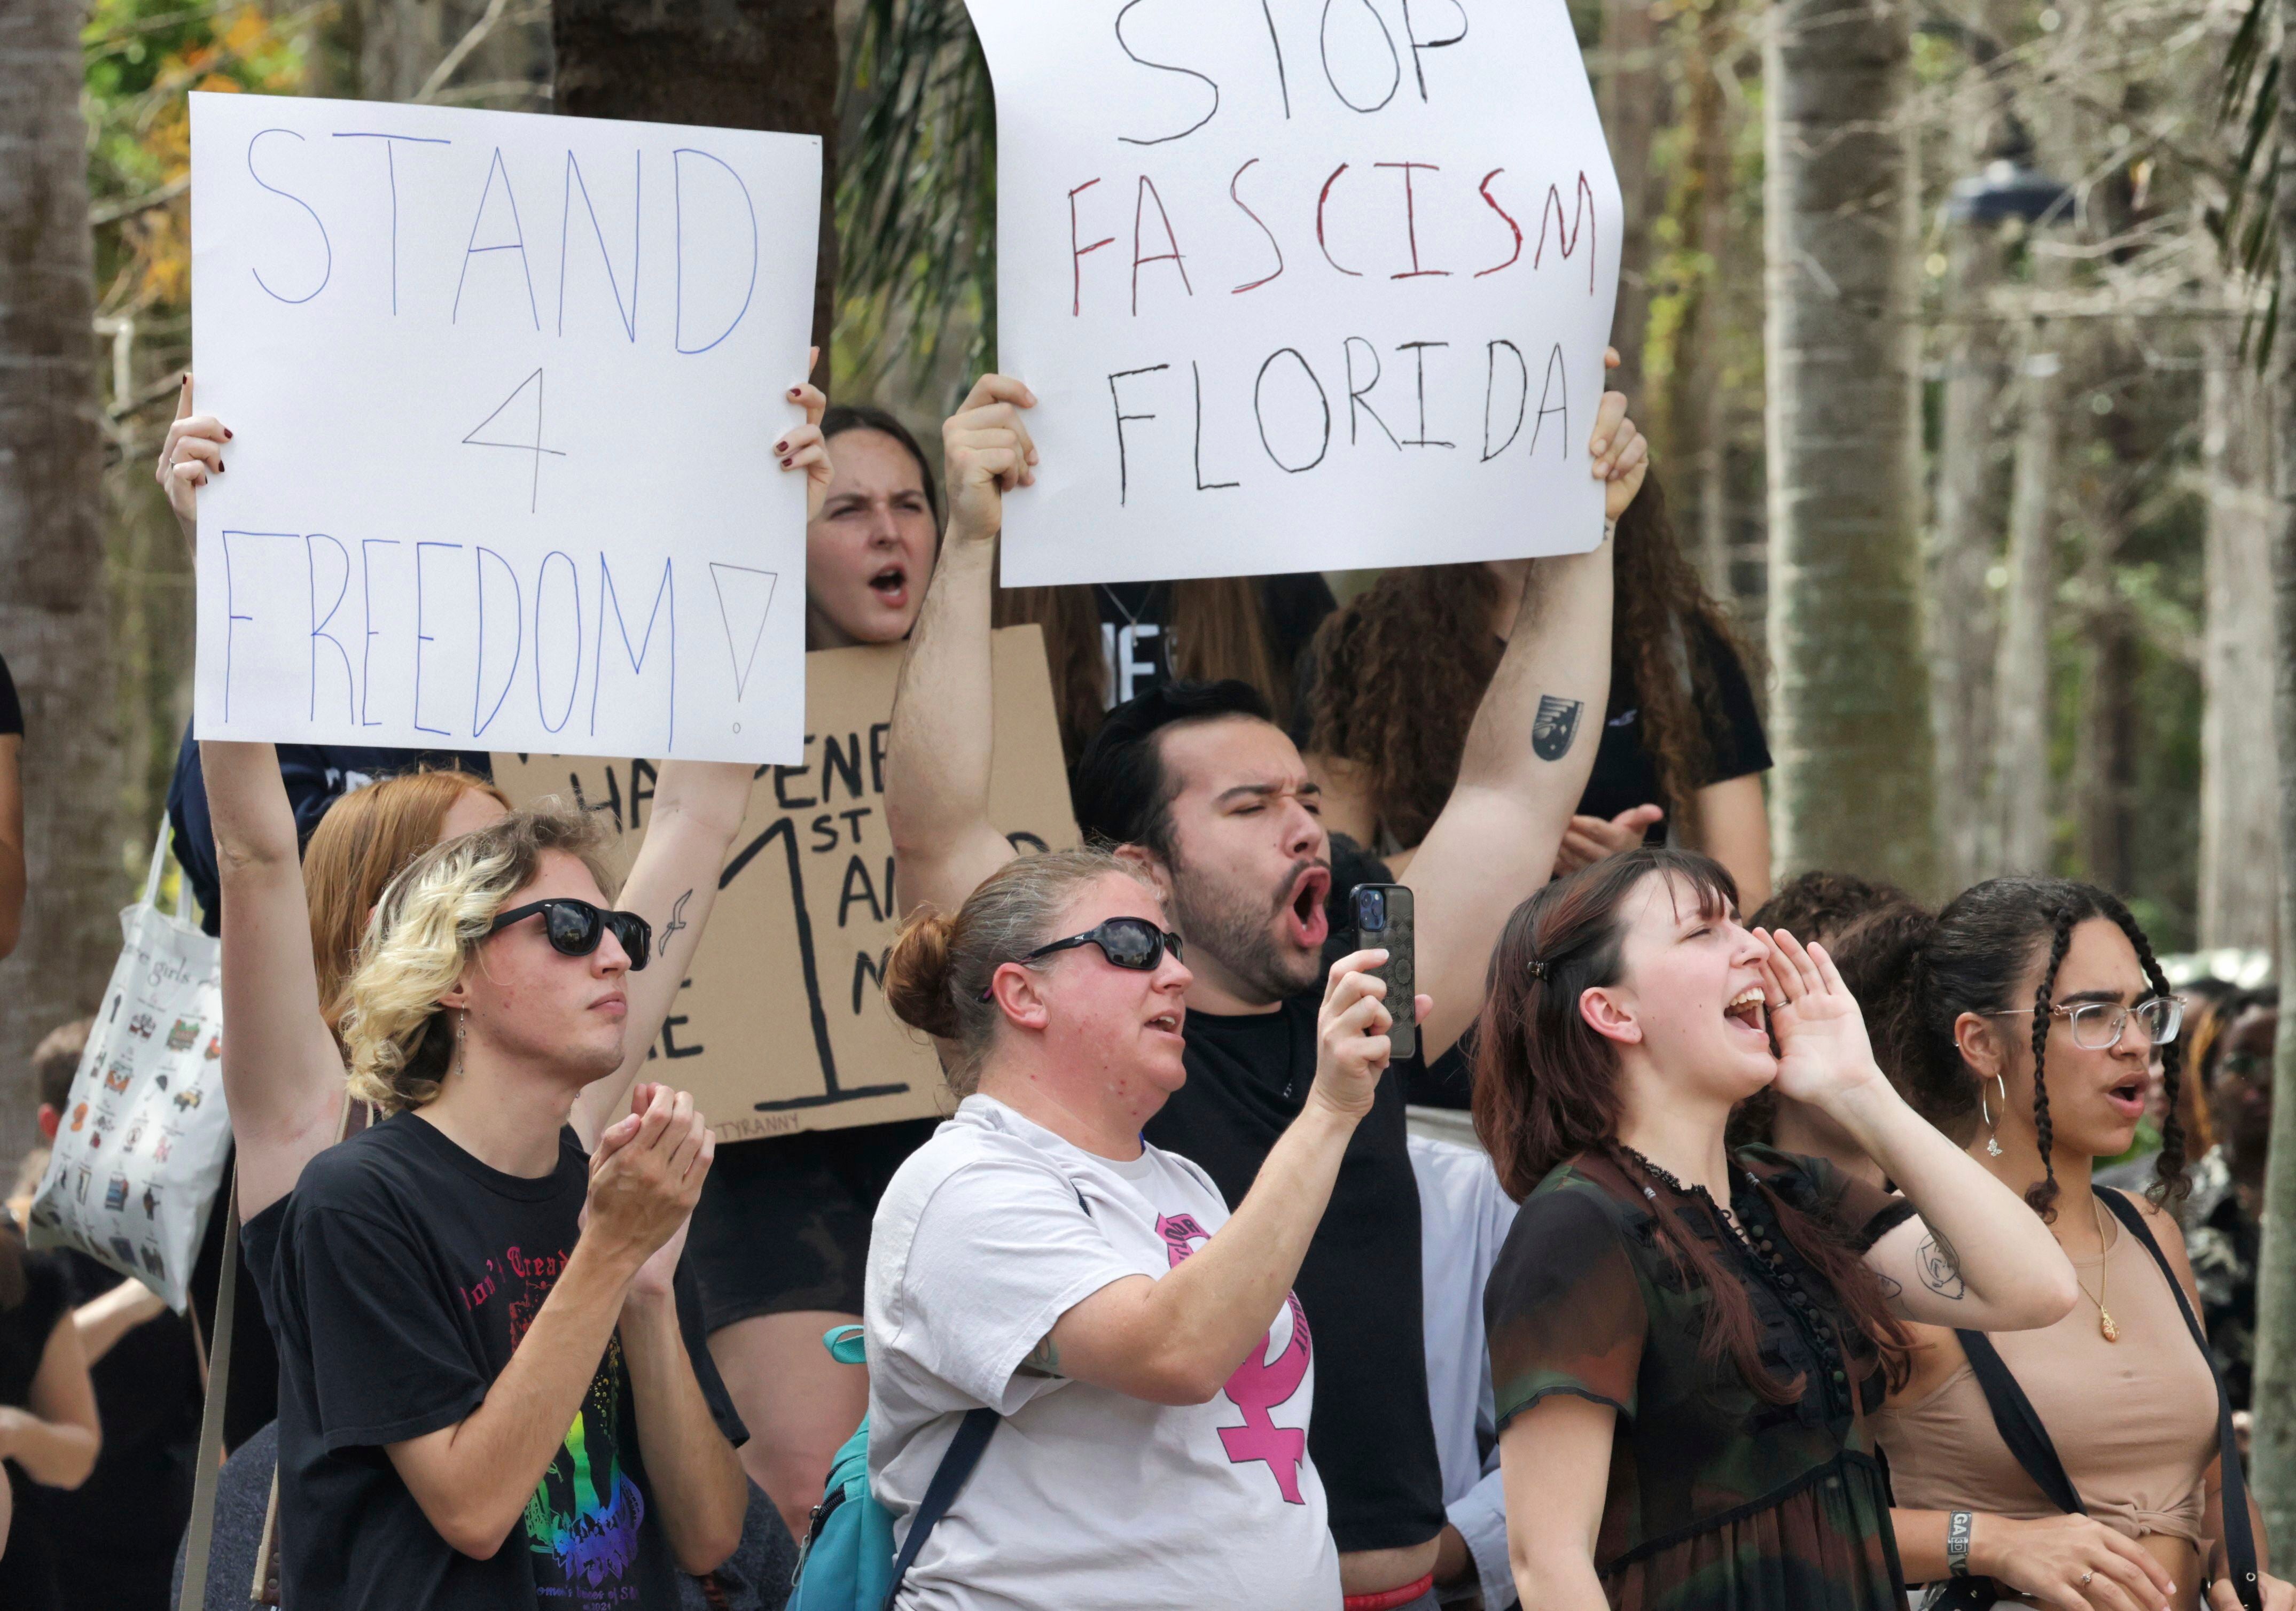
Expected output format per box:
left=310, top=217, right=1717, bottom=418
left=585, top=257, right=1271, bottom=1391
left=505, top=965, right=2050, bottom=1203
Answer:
left=486, top=898, right=652, bottom=971
left=979, top=916, right=1184, bottom=1000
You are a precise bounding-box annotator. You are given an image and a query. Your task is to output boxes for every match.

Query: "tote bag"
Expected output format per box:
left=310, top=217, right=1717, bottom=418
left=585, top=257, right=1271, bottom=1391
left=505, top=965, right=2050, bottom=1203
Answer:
left=26, top=824, right=231, bottom=1310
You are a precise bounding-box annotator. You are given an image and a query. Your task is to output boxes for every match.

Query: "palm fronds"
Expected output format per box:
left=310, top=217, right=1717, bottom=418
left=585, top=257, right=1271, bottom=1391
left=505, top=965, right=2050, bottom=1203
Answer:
left=2215, top=0, right=2279, bottom=361
left=835, top=0, right=997, bottom=396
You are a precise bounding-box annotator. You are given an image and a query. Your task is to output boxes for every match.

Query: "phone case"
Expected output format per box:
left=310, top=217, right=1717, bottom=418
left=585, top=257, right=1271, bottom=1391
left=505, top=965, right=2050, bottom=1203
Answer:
left=1356, top=884, right=1417, bottom=1064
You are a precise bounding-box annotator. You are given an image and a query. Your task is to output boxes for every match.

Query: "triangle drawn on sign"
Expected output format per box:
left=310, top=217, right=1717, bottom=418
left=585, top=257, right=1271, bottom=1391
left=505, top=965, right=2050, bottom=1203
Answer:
left=709, top=563, right=779, bottom=699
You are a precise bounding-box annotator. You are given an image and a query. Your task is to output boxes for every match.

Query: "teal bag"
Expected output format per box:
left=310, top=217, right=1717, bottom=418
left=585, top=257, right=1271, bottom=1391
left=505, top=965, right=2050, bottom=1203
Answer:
left=788, top=1326, right=999, bottom=1611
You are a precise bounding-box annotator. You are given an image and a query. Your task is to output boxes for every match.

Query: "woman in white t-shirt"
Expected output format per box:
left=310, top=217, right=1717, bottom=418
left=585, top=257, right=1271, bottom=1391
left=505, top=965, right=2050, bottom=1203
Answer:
left=866, top=847, right=1418, bottom=1610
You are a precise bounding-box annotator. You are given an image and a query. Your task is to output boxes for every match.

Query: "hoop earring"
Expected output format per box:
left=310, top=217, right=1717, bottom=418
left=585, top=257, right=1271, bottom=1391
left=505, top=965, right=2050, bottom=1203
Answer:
left=1981, top=1072, right=2006, bottom=1157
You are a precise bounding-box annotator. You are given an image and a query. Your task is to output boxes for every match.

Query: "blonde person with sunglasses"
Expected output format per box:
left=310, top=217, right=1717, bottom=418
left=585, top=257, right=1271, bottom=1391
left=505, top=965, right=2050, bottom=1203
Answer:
left=1869, top=878, right=2294, bottom=1611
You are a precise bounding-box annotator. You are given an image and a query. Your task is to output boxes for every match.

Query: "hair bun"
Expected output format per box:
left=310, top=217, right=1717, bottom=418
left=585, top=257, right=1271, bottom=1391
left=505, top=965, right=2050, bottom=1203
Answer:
left=885, top=908, right=965, bottom=1040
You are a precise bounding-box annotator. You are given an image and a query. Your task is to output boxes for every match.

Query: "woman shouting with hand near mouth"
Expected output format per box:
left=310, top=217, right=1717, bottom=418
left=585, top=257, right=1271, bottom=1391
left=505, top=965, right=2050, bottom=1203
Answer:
left=1474, top=849, right=2076, bottom=1611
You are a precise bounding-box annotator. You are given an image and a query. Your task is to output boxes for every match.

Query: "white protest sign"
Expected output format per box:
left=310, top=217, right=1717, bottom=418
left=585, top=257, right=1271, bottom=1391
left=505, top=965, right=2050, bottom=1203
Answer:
left=190, top=92, right=818, bottom=765
left=967, top=0, right=1622, bottom=585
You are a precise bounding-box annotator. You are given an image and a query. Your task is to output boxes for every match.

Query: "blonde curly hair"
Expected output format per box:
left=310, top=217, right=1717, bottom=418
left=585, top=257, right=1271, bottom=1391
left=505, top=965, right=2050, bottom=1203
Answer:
left=340, top=805, right=619, bottom=1114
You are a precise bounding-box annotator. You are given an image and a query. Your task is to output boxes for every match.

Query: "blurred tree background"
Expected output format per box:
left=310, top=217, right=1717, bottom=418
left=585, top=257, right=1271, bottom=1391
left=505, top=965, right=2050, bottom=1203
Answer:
left=2, top=0, right=2276, bottom=1155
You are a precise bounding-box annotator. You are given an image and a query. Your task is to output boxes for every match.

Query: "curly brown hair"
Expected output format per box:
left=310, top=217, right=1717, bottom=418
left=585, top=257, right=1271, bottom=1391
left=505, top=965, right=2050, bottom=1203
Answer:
left=1305, top=476, right=1755, bottom=850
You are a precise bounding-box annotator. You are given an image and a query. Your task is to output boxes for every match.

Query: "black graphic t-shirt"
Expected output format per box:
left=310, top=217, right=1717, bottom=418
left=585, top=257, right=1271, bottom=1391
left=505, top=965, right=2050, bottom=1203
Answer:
left=1095, top=573, right=1337, bottom=709
left=1579, top=616, right=1771, bottom=835
left=1142, top=995, right=1446, bottom=1553
left=265, top=1112, right=746, bottom=1611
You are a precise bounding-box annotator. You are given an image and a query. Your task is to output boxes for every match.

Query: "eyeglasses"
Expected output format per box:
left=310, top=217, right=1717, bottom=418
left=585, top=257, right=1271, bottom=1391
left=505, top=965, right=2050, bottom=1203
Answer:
left=979, top=916, right=1184, bottom=1000
left=486, top=899, right=652, bottom=971
left=1983, top=995, right=2183, bottom=1051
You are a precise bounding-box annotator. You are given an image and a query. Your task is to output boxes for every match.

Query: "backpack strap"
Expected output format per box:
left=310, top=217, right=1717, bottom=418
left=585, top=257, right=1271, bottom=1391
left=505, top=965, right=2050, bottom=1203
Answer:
left=1924, top=1322, right=2086, bottom=1608
left=1951, top=1327, right=2087, bottom=1517
left=880, top=1407, right=999, bottom=1611
left=2099, top=1189, right=2263, bottom=1611
left=874, top=1172, right=1094, bottom=1610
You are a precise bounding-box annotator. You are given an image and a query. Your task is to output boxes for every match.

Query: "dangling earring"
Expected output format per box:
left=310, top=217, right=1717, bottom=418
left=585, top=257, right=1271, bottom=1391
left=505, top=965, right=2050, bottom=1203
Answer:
left=1981, top=1072, right=2006, bottom=1157
left=453, top=1009, right=467, bottom=1077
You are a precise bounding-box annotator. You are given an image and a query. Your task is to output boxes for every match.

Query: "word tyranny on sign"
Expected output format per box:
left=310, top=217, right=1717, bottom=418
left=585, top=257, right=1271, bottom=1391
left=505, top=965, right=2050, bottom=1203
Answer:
left=495, top=632, right=1080, bottom=1138
left=190, top=92, right=821, bottom=765
left=970, top=0, right=1622, bottom=586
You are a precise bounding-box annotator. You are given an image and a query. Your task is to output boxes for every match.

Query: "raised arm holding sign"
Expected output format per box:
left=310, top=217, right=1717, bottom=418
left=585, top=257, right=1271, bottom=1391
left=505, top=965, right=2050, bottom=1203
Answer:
left=965, top=0, right=1622, bottom=585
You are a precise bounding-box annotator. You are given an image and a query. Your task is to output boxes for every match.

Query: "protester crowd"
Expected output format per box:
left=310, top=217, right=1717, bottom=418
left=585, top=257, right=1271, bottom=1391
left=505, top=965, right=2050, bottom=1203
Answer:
left=0, top=316, right=2285, bottom=1611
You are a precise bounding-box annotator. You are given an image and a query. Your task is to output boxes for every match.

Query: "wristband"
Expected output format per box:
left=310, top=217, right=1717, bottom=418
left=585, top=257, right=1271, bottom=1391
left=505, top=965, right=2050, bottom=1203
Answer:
left=1946, top=1512, right=1973, bottom=1578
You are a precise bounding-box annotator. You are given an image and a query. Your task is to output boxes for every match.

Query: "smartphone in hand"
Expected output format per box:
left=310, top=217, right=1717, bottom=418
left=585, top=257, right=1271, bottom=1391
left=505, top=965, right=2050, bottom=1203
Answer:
left=1348, top=883, right=1417, bottom=1064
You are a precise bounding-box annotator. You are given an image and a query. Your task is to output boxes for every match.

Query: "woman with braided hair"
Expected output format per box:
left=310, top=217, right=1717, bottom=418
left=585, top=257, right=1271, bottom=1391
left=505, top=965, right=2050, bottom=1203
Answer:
left=1870, top=878, right=2295, bottom=1611
left=1473, top=849, right=2075, bottom=1611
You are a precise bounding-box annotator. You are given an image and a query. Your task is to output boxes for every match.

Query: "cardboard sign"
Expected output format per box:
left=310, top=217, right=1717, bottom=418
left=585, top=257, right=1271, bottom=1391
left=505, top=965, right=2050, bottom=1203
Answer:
left=494, top=629, right=1079, bottom=1138
left=190, top=91, right=819, bottom=765
left=967, top=0, right=1622, bottom=586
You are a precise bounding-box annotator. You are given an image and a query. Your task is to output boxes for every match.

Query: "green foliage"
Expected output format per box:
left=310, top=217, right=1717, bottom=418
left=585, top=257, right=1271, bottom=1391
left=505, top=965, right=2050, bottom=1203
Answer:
left=836, top=0, right=998, bottom=404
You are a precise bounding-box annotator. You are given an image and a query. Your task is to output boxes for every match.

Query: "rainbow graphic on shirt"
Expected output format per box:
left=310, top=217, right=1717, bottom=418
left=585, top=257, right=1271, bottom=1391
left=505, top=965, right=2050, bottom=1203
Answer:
left=524, top=1338, right=646, bottom=1602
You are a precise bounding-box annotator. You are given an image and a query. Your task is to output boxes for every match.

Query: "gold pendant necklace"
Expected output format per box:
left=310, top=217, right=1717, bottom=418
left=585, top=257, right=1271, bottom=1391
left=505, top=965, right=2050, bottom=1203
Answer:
left=2075, top=1195, right=2118, bottom=1343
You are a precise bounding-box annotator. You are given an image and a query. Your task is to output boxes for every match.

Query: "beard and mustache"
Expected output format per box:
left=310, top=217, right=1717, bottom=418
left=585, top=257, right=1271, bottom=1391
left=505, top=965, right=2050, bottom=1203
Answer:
left=1167, top=854, right=1329, bottom=1007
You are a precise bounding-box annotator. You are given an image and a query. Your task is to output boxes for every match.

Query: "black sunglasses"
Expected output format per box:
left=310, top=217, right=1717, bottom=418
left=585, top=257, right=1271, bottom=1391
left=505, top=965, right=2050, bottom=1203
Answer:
left=979, top=916, right=1184, bottom=1000
left=486, top=899, right=652, bottom=971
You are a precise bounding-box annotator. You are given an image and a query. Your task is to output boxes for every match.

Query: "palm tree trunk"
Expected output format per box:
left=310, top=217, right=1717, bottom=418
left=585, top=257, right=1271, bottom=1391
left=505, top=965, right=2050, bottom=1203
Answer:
left=1602, top=0, right=1663, bottom=394
left=1763, top=0, right=1937, bottom=893
left=2253, top=0, right=2296, bottom=1536
left=2199, top=316, right=2279, bottom=951
left=0, top=0, right=124, bottom=1164
left=553, top=0, right=841, bottom=356
left=1930, top=221, right=2014, bottom=888
left=1992, top=333, right=2060, bottom=874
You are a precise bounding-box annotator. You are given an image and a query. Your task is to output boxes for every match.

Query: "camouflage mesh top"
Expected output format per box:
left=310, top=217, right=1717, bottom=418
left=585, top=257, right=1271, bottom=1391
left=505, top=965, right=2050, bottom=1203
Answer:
left=1484, top=1145, right=1915, bottom=1611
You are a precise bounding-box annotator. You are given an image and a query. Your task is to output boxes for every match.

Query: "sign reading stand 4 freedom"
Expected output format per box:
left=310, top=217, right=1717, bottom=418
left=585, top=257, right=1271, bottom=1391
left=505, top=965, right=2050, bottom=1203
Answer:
left=967, top=0, right=1622, bottom=586
left=189, top=92, right=819, bottom=765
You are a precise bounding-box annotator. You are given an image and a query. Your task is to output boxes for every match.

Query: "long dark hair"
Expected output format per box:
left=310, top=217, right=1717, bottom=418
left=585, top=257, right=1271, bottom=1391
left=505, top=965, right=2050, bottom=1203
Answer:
left=1887, top=876, right=2189, bottom=1218
left=1472, top=847, right=1912, bottom=1401
left=1306, top=477, right=1754, bottom=850
left=993, top=569, right=1292, bottom=768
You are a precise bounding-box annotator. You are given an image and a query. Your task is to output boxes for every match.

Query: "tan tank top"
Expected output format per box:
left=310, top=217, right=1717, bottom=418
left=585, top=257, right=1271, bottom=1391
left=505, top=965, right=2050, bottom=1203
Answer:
left=1871, top=1209, right=2217, bottom=1544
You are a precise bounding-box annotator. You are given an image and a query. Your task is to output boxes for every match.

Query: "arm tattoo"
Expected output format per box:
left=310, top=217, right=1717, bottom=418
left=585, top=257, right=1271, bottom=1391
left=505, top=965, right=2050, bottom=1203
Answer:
left=1017, top=1333, right=1063, bottom=1379
left=1873, top=1271, right=1904, bottom=1301
left=1916, top=1228, right=1966, bottom=1301
left=1531, top=695, right=1584, bottom=761
left=660, top=889, right=693, bottom=947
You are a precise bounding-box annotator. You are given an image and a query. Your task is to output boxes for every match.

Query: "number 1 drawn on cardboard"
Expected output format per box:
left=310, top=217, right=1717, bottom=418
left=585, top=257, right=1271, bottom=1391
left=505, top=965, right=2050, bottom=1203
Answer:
left=464, top=367, right=566, bottom=512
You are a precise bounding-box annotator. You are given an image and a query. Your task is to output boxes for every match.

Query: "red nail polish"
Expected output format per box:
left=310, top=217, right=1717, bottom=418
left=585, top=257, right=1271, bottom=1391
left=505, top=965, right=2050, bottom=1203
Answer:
left=780, top=456, right=792, bottom=468
left=217, top=461, right=225, bottom=472
left=774, top=441, right=788, bottom=453
left=788, top=387, right=801, bottom=398
left=224, top=429, right=233, bottom=439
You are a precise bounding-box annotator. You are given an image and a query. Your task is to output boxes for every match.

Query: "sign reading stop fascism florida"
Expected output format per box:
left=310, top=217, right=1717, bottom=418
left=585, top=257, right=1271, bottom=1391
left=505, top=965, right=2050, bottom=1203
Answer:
left=969, top=0, right=1622, bottom=585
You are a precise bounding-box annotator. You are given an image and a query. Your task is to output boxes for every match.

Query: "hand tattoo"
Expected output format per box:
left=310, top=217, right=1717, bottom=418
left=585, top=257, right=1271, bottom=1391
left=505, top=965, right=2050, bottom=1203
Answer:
left=1532, top=695, right=1584, bottom=761
left=1916, top=1228, right=1965, bottom=1301
left=660, top=889, right=693, bottom=948
left=1018, top=1333, right=1063, bottom=1379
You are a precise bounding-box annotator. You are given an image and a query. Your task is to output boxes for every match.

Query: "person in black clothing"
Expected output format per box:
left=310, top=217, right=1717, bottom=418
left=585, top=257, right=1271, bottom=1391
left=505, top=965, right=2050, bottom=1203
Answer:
left=15, top=1018, right=203, bottom=1611
left=0, top=1229, right=102, bottom=1611
left=260, top=804, right=748, bottom=1609
left=885, top=371, right=1645, bottom=1606
left=1303, top=472, right=1772, bottom=908
left=0, top=648, right=22, bottom=961
left=994, top=566, right=1338, bottom=770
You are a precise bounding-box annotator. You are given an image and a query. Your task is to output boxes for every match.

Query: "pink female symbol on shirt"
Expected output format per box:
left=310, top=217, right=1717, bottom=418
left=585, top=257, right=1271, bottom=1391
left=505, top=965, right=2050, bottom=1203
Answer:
left=1158, top=1212, right=1314, bottom=1504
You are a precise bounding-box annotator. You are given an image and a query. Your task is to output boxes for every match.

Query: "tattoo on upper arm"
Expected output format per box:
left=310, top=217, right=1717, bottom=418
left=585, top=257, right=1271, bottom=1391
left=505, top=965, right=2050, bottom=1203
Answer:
left=1916, top=1228, right=1965, bottom=1301
left=1873, top=1271, right=1904, bottom=1301
left=1017, top=1333, right=1063, bottom=1379
left=660, top=889, right=693, bottom=947
left=1532, top=696, right=1584, bottom=762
